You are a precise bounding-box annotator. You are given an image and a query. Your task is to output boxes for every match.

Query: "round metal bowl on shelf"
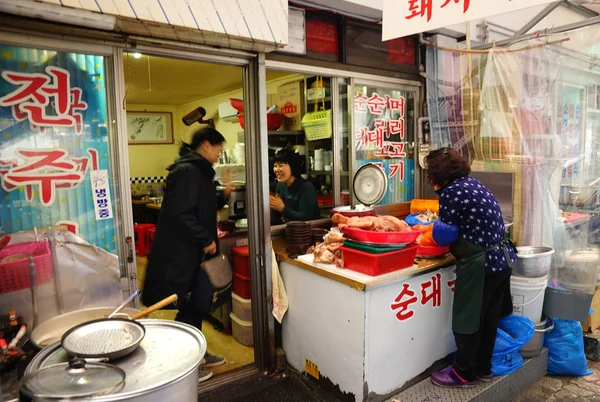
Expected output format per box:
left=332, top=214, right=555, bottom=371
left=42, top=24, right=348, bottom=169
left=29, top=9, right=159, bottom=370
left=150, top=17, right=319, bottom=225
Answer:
left=515, top=246, right=554, bottom=277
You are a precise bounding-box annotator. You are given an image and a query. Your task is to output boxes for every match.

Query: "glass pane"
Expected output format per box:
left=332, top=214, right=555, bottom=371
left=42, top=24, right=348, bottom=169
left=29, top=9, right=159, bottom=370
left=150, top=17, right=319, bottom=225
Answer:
left=0, top=44, right=118, bottom=252
left=352, top=84, right=415, bottom=205
left=338, top=79, right=350, bottom=205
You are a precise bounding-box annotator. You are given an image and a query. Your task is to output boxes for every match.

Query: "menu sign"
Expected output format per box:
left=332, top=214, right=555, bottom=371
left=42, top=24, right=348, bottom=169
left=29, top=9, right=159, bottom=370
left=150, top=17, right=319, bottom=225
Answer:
left=354, top=90, right=407, bottom=181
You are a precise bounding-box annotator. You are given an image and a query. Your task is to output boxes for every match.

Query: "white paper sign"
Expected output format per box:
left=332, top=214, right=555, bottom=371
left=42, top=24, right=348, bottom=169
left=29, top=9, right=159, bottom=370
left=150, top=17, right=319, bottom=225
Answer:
left=383, top=0, right=556, bottom=41
left=90, top=169, right=113, bottom=220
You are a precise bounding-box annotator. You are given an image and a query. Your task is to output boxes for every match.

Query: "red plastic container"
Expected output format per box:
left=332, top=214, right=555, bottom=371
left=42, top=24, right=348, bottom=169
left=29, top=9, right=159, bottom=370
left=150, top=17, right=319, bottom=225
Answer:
left=233, top=272, right=251, bottom=299
left=341, top=244, right=418, bottom=276
left=233, top=245, right=250, bottom=277
left=341, top=226, right=421, bottom=245
left=416, top=244, right=450, bottom=258
left=238, top=113, right=283, bottom=131
left=0, top=241, right=53, bottom=294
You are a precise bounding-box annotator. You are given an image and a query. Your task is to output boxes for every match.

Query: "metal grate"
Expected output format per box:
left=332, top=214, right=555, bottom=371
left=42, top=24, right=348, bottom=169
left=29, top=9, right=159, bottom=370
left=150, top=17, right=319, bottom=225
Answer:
left=390, top=349, right=549, bottom=402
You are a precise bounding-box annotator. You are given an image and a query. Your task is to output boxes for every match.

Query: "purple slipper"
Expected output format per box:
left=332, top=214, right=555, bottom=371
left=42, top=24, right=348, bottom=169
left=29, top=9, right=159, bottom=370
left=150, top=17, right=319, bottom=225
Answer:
left=431, top=365, right=476, bottom=388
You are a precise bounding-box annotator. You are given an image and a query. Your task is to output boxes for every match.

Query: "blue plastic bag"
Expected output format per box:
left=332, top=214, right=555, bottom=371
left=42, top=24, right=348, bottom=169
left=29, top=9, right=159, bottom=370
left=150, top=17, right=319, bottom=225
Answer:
left=405, top=213, right=435, bottom=227
left=491, top=316, right=534, bottom=376
left=544, top=318, right=592, bottom=376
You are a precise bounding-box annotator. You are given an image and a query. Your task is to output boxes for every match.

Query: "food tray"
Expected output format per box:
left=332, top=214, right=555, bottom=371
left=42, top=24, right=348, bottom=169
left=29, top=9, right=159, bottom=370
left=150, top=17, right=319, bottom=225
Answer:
left=341, top=244, right=418, bottom=276
left=416, top=244, right=450, bottom=259
left=341, top=226, right=421, bottom=245
left=343, top=240, right=405, bottom=254
left=0, top=241, right=53, bottom=294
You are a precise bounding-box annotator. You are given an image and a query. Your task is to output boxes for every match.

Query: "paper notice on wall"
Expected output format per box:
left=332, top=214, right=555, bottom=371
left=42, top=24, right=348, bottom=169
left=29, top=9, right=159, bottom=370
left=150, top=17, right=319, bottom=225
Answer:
left=90, top=169, right=114, bottom=220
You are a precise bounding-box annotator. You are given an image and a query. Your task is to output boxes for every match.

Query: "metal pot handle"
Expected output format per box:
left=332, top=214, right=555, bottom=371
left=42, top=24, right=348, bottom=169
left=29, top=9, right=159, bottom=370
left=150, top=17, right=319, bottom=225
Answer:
left=536, top=316, right=555, bottom=333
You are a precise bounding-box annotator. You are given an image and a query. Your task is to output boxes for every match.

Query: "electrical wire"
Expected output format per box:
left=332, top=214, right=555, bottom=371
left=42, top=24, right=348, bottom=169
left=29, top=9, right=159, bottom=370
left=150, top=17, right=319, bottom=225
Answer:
left=289, top=0, right=382, bottom=23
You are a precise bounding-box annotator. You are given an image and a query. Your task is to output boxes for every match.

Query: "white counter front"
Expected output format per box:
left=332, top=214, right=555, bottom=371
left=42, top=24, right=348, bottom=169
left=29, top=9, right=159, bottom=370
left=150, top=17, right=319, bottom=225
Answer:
left=279, top=253, right=457, bottom=402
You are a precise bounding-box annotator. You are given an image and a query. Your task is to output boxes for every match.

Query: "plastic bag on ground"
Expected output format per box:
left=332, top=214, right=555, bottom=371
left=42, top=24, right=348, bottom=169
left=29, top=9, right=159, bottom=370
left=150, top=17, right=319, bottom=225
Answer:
left=491, top=316, right=535, bottom=376
left=544, top=318, right=592, bottom=376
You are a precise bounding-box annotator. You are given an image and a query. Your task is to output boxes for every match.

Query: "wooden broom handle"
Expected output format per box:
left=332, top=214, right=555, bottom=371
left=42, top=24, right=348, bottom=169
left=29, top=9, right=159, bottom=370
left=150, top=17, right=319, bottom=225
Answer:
left=131, top=294, right=178, bottom=320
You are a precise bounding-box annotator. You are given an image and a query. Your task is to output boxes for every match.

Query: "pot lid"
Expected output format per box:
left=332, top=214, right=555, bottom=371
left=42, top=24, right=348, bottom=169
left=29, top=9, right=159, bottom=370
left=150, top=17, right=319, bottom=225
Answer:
left=20, top=358, right=125, bottom=399
left=353, top=164, right=388, bottom=207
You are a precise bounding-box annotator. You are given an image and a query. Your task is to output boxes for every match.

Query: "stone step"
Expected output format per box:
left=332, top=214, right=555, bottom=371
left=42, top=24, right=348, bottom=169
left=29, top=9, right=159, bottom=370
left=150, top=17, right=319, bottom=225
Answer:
left=388, top=349, right=548, bottom=402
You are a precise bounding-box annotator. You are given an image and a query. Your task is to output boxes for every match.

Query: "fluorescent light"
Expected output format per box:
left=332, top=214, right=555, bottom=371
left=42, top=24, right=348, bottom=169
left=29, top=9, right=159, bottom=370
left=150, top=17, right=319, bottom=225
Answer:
left=0, top=0, right=117, bottom=31
left=133, top=52, right=142, bottom=59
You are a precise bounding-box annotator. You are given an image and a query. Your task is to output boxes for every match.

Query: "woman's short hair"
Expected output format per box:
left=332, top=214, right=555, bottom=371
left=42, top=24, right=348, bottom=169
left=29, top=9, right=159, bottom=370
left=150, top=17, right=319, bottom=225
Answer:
left=274, top=148, right=304, bottom=177
left=425, top=148, right=471, bottom=187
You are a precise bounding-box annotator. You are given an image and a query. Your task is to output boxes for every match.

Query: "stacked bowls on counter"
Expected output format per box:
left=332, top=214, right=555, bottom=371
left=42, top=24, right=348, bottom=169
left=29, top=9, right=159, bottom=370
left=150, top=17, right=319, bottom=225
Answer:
left=285, top=222, right=312, bottom=255
left=512, top=246, right=554, bottom=358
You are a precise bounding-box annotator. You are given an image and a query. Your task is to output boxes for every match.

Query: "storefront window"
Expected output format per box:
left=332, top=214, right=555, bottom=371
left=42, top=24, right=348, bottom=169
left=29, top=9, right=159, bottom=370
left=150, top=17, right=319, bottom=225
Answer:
left=0, top=44, right=117, bottom=252
left=353, top=84, right=415, bottom=204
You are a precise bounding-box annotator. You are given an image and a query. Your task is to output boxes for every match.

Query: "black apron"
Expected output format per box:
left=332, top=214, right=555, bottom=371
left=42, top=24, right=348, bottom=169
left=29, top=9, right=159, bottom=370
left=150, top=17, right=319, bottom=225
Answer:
left=450, top=234, right=515, bottom=334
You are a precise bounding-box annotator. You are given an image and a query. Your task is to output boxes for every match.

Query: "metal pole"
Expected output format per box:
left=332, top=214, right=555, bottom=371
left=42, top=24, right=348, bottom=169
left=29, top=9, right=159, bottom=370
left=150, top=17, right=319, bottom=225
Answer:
left=472, top=15, right=600, bottom=50
left=515, top=1, right=563, bottom=36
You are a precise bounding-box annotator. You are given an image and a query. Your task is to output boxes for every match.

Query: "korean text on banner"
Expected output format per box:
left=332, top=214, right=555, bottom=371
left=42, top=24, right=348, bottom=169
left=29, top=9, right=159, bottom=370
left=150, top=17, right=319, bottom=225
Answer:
left=91, top=170, right=113, bottom=221
left=382, top=0, right=556, bottom=41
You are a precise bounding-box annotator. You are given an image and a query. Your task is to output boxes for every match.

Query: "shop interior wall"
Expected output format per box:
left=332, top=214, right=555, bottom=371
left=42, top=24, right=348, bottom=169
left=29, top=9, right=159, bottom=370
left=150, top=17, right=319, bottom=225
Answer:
left=178, top=73, right=305, bottom=147
left=126, top=103, right=183, bottom=178
left=126, top=73, right=304, bottom=180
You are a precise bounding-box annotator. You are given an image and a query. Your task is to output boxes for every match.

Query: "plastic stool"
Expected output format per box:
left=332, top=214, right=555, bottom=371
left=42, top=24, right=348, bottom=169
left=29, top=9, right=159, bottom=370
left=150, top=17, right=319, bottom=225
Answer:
left=146, top=227, right=156, bottom=252
left=133, top=223, right=155, bottom=257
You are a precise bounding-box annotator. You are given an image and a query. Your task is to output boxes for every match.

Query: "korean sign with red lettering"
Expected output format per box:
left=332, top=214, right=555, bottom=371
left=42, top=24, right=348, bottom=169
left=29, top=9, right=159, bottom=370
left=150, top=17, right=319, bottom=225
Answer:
left=0, top=45, right=116, bottom=252
left=353, top=87, right=414, bottom=204
left=390, top=267, right=456, bottom=322
left=382, top=0, right=556, bottom=41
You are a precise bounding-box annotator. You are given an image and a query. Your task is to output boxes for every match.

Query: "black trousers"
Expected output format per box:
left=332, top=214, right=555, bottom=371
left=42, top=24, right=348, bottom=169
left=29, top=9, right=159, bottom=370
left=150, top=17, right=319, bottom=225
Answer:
left=453, top=268, right=512, bottom=381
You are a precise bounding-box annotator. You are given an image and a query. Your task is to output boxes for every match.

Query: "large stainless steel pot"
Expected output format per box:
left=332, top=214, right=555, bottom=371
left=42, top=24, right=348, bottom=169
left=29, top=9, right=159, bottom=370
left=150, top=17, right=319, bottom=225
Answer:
left=30, top=307, right=141, bottom=349
left=514, top=246, right=554, bottom=277
left=22, top=319, right=206, bottom=402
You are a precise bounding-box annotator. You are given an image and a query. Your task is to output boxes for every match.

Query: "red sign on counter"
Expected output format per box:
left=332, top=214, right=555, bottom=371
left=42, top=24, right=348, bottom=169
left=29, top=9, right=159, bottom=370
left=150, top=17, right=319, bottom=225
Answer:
left=391, top=269, right=457, bottom=321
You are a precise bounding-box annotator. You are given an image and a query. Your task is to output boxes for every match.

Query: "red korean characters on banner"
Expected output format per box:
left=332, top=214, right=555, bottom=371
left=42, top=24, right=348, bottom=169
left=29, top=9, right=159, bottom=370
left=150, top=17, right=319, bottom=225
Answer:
left=0, top=66, right=88, bottom=135
left=406, top=0, right=471, bottom=22
left=0, top=148, right=99, bottom=206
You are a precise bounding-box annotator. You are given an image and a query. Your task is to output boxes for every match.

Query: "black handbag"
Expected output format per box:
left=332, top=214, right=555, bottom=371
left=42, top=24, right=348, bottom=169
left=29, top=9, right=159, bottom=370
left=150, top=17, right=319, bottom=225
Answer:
left=181, top=256, right=232, bottom=315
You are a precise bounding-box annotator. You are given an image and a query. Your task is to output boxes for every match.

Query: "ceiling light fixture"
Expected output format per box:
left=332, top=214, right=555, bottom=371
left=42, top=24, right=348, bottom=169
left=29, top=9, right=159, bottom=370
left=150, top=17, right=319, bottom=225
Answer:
left=133, top=52, right=142, bottom=59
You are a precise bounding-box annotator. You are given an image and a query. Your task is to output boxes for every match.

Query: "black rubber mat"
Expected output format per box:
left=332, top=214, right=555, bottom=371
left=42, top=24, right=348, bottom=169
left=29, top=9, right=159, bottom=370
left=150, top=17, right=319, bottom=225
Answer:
left=200, top=373, right=325, bottom=402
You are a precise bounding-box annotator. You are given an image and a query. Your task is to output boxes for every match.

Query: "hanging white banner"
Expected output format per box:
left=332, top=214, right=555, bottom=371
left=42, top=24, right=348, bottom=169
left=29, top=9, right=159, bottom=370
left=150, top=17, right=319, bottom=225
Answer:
left=383, top=0, right=557, bottom=41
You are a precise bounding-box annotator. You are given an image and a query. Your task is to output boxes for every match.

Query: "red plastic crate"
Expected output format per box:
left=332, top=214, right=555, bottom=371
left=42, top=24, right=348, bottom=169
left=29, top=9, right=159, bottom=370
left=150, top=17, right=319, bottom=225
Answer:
left=0, top=241, right=53, bottom=294
left=233, top=246, right=250, bottom=277
left=341, top=244, right=418, bottom=276
left=233, top=272, right=251, bottom=299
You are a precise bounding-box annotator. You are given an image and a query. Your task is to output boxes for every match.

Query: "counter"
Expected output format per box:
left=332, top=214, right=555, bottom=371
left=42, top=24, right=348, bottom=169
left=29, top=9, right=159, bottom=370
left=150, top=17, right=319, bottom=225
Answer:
left=276, top=243, right=457, bottom=402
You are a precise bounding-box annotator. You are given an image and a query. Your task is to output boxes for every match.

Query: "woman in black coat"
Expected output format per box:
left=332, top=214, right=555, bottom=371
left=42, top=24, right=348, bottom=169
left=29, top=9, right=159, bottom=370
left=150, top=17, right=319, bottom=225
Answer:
left=142, top=127, right=229, bottom=382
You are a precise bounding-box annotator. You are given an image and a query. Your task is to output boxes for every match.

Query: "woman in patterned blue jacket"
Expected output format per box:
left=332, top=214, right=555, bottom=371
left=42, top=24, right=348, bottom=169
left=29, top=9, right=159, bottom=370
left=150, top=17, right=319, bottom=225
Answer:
left=425, top=148, right=517, bottom=388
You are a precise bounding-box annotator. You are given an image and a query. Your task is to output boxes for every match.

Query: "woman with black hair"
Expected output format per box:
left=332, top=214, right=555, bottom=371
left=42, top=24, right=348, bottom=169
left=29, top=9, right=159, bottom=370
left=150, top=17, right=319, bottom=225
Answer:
left=269, top=149, right=320, bottom=222
left=142, top=127, right=229, bottom=383
left=423, top=148, right=517, bottom=388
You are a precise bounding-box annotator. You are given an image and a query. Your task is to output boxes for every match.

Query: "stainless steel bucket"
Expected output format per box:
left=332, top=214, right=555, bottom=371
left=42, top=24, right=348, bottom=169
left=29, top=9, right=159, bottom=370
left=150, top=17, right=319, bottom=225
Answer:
left=520, top=316, right=554, bottom=359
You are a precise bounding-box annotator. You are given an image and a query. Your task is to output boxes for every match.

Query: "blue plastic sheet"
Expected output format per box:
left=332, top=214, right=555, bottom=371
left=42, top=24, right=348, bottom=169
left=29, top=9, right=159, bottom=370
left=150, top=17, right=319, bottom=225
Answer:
left=544, top=319, right=592, bottom=376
